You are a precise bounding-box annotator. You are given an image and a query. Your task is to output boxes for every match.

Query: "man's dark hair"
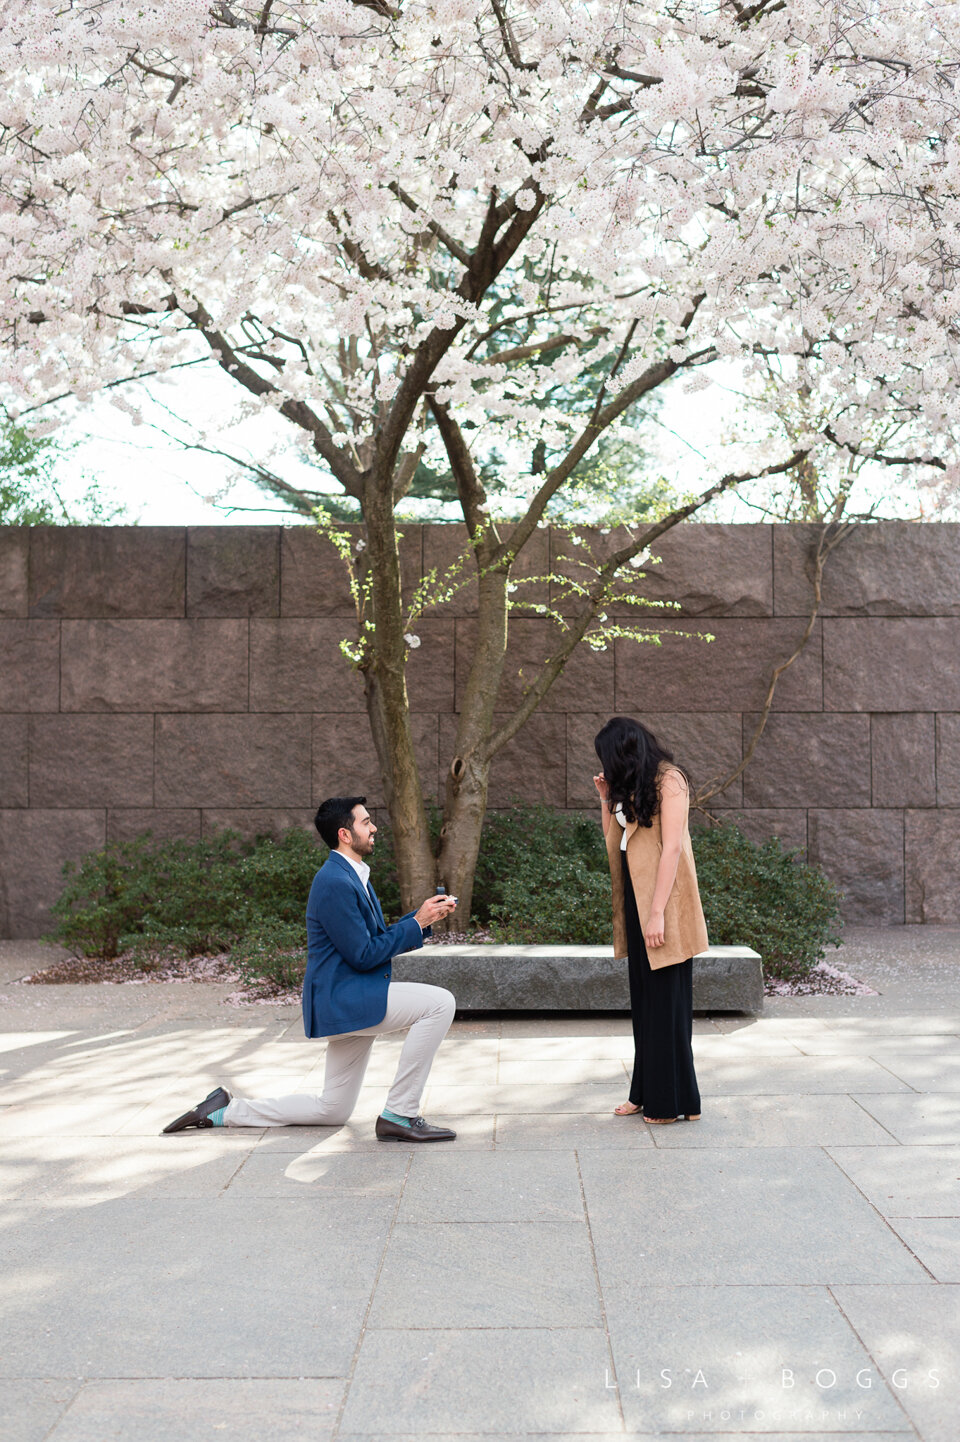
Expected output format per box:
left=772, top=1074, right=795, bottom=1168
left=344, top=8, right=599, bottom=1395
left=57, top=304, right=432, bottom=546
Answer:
left=315, top=796, right=367, bottom=850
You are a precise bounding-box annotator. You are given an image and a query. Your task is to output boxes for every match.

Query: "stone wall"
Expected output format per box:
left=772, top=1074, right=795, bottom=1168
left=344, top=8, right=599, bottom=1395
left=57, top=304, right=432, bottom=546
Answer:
left=1, top=521, right=958, bottom=937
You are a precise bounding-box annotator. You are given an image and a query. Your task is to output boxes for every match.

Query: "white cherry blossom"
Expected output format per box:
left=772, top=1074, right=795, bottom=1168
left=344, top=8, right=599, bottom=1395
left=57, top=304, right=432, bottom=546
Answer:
left=0, top=0, right=955, bottom=510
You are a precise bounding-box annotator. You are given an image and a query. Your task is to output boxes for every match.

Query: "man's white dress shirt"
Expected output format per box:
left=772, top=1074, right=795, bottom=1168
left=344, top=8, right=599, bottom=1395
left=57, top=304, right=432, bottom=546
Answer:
left=338, top=851, right=423, bottom=933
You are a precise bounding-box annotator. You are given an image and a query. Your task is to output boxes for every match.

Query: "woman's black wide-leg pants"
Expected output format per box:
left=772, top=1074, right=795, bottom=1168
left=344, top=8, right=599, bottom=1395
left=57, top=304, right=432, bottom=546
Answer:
left=621, top=850, right=701, bottom=1118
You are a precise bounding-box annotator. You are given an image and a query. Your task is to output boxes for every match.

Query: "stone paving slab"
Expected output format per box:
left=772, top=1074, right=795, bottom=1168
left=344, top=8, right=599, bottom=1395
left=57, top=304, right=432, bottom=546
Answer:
left=497, top=1056, right=629, bottom=1084
left=826, top=1145, right=960, bottom=1218
left=338, top=1327, right=623, bottom=1434
left=885, top=1219, right=960, bottom=1281
left=367, top=1221, right=602, bottom=1328
left=0, top=1198, right=390, bottom=1378
left=821, top=1013, right=960, bottom=1032
left=864, top=1050, right=960, bottom=1090
left=831, top=1285, right=959, bottom=1442
left=249, top=1115, right=497, bottom=1151
left=0, top=1060, right=310, bottom=1108
left=690, top=1054, right=914, bottom=1093
left=420, top=1081, right=629, bottom=1113
left=491, top=1113, right=656, bottom=1149
left=581, top=1148, right=928, bottom=1286
left=785, top=1033, right=960, bottom=1055
left=0, top=1134, right=260, bottom=1202
left=600, top=1284, right=912, bottom=1434
left=495, top=1034, right=637, bottom=1060
left=637, top=1095, right=900, bottom=1148
left=224, top=1148, right=410, bottom=1198
left=46, top=1380, right=344, bottom=1442
left=849, top=1093, right=960, bottom=1144
left=0, top=1029, right=79, bottom=1061
left=0, top=1096, right=161, bottom=1138
left=395, top=1150, right=585, bottom=1222
left=4, top=1378, right=81, bottom=1442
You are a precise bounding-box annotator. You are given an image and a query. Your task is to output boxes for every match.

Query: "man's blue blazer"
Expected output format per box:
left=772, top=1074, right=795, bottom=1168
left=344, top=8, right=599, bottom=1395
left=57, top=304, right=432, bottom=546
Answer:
left=302, top=851, right=428, bottom=1039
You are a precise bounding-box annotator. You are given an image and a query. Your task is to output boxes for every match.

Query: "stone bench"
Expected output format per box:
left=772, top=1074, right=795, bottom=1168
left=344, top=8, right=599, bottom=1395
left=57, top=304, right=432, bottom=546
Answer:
left=392, top=943, right=764, bottom=1015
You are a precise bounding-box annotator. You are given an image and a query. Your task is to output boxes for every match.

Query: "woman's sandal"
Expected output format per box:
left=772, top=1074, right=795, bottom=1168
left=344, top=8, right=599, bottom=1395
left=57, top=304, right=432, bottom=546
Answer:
left=643, top=1113, right=701, bottom=1123
left=614, top=1102, right=701, bottom=1122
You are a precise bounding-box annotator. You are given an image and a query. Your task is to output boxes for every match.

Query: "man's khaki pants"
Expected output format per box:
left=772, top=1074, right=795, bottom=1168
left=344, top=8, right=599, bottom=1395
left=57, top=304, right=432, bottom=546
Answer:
left=222, top=981, right=456, bottom=1126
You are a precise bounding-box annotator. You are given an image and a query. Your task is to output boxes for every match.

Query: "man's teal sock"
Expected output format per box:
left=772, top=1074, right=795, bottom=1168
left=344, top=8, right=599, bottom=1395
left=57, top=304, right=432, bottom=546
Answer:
left=382, top=1107, right=414, bottom=1127
left=207, top=1107, right=227, bottom=1127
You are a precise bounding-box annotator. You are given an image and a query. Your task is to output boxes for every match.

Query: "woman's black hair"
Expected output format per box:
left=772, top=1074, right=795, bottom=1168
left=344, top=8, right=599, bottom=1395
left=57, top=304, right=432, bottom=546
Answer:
left=593, top=716, right=688, bottom=828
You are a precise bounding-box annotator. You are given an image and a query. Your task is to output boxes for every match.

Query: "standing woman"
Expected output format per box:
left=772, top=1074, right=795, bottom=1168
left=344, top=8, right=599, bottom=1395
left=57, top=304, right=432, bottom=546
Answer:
left=593, top=716, right=706, bottom=1124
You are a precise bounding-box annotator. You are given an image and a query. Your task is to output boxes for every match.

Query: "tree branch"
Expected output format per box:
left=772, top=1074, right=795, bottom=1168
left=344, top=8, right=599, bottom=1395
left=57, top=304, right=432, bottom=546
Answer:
left=178, top=291, right=362, bottom=495
left=484, top=447, right=811, bottom=759
left=489, top=0, right=537, bottom=71
left=463, top=287, right=648, bottom=360
left=210, top=0, right=298, bottom=36
left=373, top=180, right=547, bottom=485
left=12, top=356, right=211, bottom=417
left=158, top=432, right=324, bottom=517
left=129, top=55, right=189, bottom=104
left=821, top=425, right=946, bottom=471
left=388, top=181, right=472, bottom=267
left=427, top=396, right=492, bottom=540
left=480, top=327, right=607, bottom=366
left=328, top=211, right=391, bottom=283
left=493, top=293, right=707, bottom=566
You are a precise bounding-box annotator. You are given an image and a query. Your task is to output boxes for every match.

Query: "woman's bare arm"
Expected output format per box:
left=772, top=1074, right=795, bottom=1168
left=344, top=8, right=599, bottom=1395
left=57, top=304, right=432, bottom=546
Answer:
left=593, top=773, right=612, bottom=838
left=645, top=770, right=687, bottom=948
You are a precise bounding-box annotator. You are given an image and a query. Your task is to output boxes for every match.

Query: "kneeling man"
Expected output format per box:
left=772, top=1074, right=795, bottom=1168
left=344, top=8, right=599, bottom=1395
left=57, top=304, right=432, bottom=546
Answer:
left=163, top=795, right=460, bottom=1142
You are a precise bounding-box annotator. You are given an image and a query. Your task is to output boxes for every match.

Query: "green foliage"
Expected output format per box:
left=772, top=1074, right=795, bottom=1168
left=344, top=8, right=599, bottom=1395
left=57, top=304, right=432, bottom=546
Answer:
left=472, top=806, right=843, bottom=980
left=50, top=828, right=326, bottom=962
left=692, top=822, right=844, bottom=980
left=50, top=807, right=841, bottom=988
left=0, top=416, right=126, bottom=525
left=471, top=806, right=613, bottom=943
left=231, top=920, right=309, bottom=992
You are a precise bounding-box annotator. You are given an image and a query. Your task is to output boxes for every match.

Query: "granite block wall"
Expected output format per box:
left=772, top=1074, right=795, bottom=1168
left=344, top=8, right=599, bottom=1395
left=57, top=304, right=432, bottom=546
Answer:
left=0, top=521, right=957, bottom=937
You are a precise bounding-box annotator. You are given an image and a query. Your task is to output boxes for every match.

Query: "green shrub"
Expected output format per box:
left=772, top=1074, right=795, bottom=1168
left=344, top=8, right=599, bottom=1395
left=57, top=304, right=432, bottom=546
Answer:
left=472, top=806, right=612, bottom=943
left=231, top=919, right=308, bottom=992
left=50, top=806, right=842, bottom=986
left=234, top=829, right=328, bottom=925
left=51, top=833, right=158, bottom=959
left=692, top=822, right=843, bottom=980
left=473, top=806, right=843, bottom=980
left=51, top=828, right=327, bottom=960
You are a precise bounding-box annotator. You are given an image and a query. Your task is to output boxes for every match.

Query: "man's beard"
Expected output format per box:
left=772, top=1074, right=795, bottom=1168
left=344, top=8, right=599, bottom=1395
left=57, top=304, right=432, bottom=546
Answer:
left=351, top=831, right=375, bottom=855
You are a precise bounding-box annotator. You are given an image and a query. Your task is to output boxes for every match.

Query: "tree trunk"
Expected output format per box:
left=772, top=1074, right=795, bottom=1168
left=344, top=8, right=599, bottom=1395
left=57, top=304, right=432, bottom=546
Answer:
left=362, top=475, right=435, bottom=912
left=435, top=554, right=510, bottom=926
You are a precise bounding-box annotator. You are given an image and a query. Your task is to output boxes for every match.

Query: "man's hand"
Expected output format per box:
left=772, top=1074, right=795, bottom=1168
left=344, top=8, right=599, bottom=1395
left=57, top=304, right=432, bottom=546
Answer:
left=415, top=893, right=459, bottom=928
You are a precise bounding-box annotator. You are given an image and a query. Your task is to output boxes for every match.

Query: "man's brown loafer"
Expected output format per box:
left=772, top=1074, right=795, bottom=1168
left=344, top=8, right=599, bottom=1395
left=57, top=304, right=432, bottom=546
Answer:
left=375, top=1114, right=456, bottom=1142
left=162, top=1086, right=232, bottom=1134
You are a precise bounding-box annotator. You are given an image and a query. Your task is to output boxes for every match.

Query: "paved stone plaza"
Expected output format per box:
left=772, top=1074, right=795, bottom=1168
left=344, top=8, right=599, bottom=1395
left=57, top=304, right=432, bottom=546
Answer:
left=1, top=927, right=958, bottom=1441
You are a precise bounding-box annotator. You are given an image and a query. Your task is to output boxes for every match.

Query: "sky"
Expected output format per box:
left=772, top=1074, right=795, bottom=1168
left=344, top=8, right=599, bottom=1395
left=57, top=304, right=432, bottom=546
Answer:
left=44, top=357, right=942, bottom=528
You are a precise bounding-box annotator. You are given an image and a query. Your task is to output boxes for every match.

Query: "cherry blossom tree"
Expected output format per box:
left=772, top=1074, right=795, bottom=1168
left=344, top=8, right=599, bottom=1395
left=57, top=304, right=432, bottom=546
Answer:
left=2, top=0, right=958, bottom=917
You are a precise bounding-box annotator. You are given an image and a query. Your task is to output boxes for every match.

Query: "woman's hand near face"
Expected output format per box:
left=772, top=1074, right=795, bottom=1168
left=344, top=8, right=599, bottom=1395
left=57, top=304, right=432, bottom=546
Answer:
left=593, top=773, right=610, bottom=802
